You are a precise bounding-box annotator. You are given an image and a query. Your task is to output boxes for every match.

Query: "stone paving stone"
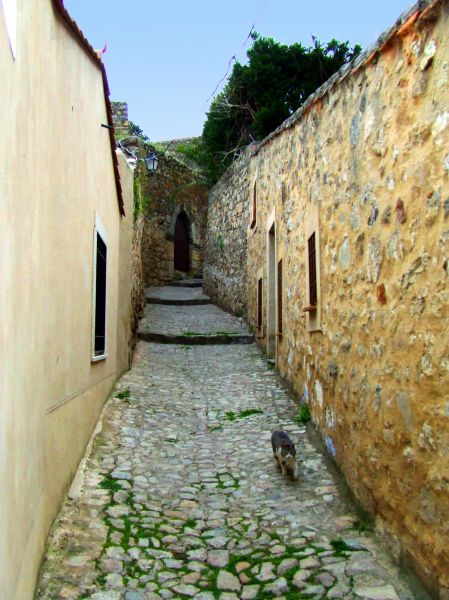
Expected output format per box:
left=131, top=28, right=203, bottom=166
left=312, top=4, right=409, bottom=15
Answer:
left=145, top=286, right=210, bottom=305
left=139, top=303, right=248, bottom=337
left=35, top=288, right=427, bottom=599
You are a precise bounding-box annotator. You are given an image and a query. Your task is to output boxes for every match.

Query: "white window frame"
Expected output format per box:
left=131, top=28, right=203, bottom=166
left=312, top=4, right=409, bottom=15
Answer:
left=1, top=0, right=18, bottom=58
left=91, top=214, right=108, bottom=362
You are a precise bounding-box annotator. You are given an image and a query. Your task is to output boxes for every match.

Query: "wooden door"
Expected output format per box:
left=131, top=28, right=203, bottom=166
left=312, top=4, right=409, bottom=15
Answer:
left=174, top=213, right=190, bottom=272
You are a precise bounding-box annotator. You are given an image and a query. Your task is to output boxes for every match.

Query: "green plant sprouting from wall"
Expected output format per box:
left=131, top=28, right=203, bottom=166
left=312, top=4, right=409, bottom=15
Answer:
left=295, top=403, right=311, bottom=424
left=216, top=234, right=224, bottom=252
left=133, top=174, right=151, bottom=219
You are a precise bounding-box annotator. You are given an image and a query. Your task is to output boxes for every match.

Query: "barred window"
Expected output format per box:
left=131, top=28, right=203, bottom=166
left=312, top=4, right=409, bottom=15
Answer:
left=277, top=259, right=283, bottom=334
left=94, top=231, right=107, bottom=357
left=257, top=278, right=263, bottom=330
left=308, top=233, right=317, bottom=307
left=251, top=182, right=257, bottom=227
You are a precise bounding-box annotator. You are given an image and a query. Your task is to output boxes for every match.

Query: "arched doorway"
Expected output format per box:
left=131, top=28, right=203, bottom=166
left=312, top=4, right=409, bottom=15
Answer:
left=174, top=212, right=190, bottom=272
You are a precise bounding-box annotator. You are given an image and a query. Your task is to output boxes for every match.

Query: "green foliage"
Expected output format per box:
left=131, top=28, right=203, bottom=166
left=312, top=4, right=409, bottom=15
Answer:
left=330, top=538, right=352, bottom=556
left=99, top=475, right=123, bottom=492
left=133, top=176, right=150, bottom=218
left=115, top=388, right=130, bottom=400
left=203, top=33, right=361, bottom=182
left=172, top=139, right=217, bottom=185
left=224, top=408, right=264, bottom=421
left=295, top=403, right=311, bottom=424
left=129, top=120, right=149, bottom=140
left=216, top=234, right=225, bottom=252
left=175, top=138, right=206, bottom=165
left=133, top=175, right=142, bottom=219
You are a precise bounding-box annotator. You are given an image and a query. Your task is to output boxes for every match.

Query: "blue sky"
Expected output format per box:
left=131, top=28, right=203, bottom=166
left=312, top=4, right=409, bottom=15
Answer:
left=64, top=0, right=415, bottom=141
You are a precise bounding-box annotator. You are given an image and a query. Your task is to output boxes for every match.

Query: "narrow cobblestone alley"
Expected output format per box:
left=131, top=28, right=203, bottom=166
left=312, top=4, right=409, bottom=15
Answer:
left=36, top=284, right=428, bottom=600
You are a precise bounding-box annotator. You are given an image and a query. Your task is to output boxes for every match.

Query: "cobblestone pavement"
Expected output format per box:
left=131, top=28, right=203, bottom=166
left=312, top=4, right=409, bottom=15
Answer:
left=36, top=289, right=427, bottom=600
left=138, top=304, right=248, bottom=337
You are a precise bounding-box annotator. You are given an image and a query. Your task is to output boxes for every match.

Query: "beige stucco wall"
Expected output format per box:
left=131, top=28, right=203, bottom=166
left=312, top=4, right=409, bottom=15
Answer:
left=245, top=2, right=449, bottom=596
left=0, top=2, right=128, bottom=598
left=116, top=151, right=135, bottom=377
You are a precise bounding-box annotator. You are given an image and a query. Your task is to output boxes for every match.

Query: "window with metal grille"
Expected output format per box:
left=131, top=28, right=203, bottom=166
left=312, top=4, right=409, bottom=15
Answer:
left=251, top=182, right=257, bottom=227
left=94, top=232, right=107, bottom=357
left=308, top=233, right=317, bottom=307
left=257, top=278, right=263, bottom=330
left=277, top=259, right=283, bottom=334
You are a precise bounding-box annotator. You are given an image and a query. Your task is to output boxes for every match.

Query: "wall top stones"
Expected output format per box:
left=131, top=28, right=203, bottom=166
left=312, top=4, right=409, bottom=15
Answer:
left=255, top=0, right=441, bottom=152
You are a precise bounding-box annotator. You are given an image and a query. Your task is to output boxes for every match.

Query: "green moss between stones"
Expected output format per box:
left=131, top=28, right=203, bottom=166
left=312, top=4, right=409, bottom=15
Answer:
left=94, top=470, right=351, bottom=598
left=330, top=538, right=352, bottom=557
left=98, top=475, right=123, bottom=493
left=224, top=408, right=263, bottom=421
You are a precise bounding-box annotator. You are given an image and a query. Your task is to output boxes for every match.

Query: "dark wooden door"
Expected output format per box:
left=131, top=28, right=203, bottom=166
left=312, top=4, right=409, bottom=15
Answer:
left=174, top=214, right=190, bottom=272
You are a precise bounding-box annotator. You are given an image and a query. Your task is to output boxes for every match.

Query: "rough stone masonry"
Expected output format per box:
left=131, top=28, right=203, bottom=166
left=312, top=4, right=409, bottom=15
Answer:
left=203, top=0, right=449, bottom=596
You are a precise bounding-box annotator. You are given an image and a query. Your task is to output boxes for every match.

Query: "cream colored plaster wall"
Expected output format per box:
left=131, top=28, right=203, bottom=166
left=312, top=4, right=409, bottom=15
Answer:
left=116, top=151, right=135, bottom=377
left=0, top=2, right=124, bottom=598
left=245, top=2, right=449, bottom=596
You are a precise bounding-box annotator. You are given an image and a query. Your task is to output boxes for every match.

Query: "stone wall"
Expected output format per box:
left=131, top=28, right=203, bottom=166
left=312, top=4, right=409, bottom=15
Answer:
left=111, top=101, right=129, bottom=138
left=130, top=208, right=145, bottom=352
left=116, top=149, right=145, bottom=373
left=202, top=1, right=449, bottom=596
left=140, top=151, right=209, bottom=287
left=203, top=148, right=252, bottom=316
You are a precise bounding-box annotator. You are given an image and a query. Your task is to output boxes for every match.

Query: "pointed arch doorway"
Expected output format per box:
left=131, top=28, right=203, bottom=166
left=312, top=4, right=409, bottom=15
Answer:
left=174, top=212, right=190, bottom=273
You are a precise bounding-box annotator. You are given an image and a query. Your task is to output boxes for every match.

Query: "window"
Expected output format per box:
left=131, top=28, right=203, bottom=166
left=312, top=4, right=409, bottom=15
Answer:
left=250, top=181, right=257, bottom=228
left=277, top=259, right=283, bottom=335
left=308, top=233, right=317, bottom=308
left=304, top=205, right=321, bottom=332
left=257, top=277, right=263, bottom=331
left=92, top=220, right=107, bottom=360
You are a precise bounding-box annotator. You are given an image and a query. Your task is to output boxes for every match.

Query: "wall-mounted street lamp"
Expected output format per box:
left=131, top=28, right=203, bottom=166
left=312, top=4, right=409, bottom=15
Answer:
left=118, top=140, right=159, bottom=174
left=144, top=152, right=159, bottom=174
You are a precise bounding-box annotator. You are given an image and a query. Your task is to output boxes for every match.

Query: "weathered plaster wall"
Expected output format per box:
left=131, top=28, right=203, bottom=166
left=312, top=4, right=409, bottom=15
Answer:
left=203, top=1, right=449, bottom=595
left=140, top=152, right=209, bottom=286
left=116, top=151, right=144, bottom=376
left=203, top=148, right=252, bottom=316
left=0, top=3, right=133, bottom=599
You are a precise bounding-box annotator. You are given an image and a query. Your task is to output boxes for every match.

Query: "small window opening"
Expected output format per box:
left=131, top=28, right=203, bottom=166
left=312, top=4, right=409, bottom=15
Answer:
left=277, top=259, right=283, bottom=335
left=94, top=232, right=107, bottom=356
left=308, top=233, right=317, bottom=308
left=251, top=181, right=257, bottom=228
left=257, top=278, right=263, bottom=331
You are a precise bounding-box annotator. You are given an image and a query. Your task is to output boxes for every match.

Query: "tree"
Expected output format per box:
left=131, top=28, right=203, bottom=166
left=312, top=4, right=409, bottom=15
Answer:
left=202, top=34, right=361, bottom=182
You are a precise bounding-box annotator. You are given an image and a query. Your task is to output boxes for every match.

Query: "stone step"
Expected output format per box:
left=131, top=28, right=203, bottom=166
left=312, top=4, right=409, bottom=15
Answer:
left=145, top=286, right=210, bottom=306
left=137, top=331, right=254, bottom=345
left=168, top=279, right=203, bottom=288
left=146, top=297, right=211, bottom=306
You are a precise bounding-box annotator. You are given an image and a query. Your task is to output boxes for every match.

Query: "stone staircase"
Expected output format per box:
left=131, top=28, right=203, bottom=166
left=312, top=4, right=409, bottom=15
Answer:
left=138, top=281, right=254, bottom=345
